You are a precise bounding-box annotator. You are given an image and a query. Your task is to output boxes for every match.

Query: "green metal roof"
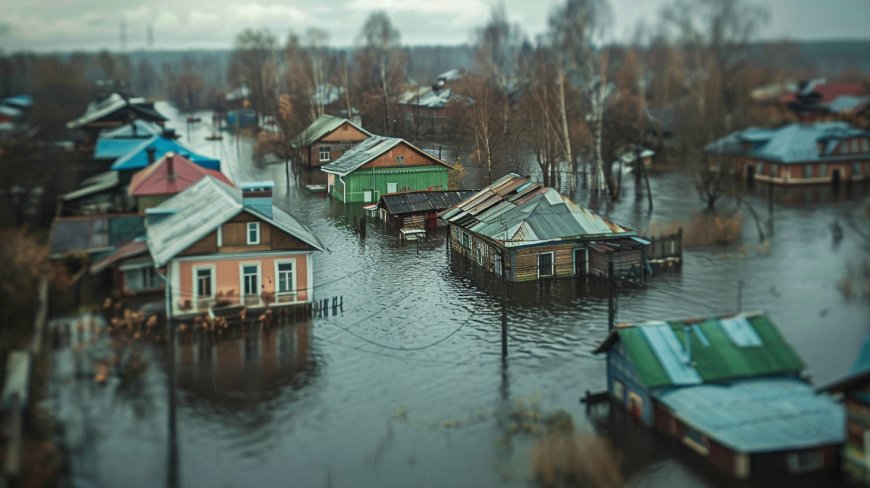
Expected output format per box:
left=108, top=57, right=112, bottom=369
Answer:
left=600, top=312, right=805, bottom=389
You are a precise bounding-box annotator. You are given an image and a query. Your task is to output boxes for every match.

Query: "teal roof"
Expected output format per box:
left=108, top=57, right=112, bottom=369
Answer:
left=705, top=121, right=869, bottom=164
left=823, top=334, right=870, bottom=393
left=596, top=312, right=805, bottom=389
left=657, top=378, right=844, bottom=453
left=110, top=135, right=220, bottom=172
left=94, top=138, right=145, bottom=160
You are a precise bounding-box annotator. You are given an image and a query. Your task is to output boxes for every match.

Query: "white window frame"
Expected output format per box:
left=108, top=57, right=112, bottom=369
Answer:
left=787, top=450, right=823, bottom=473
left=247, top=222, right=261, bottom=245
left=192, top=265, right=216, bottom=310
left=239, top=262, right=261, bottom=305
left=274, top=259, right=297, bottom=298
left=319, top=145, right=331, bottom=162
left=387, top=182, right=398, bottom=193
left=537, top=251, right=555, bottom=278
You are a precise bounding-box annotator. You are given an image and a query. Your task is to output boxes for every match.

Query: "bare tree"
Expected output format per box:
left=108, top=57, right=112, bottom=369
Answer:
left=355, top=12, right=405, bottom=134
left=229, top=28, right=278, bottom=123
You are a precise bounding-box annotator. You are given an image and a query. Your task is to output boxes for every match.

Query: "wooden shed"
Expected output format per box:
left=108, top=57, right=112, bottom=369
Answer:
left=377, top=190, right=476, bottom=231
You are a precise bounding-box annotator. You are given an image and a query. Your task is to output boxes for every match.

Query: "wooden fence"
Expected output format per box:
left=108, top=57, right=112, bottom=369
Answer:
left=644, top=228, right=683, bottom=269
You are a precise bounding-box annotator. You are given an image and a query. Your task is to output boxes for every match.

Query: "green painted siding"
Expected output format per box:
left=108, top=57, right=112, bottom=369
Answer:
left=337, top=166, right=448, bottom=203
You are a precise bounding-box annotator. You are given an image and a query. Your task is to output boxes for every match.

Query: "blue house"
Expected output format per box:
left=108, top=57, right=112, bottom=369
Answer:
left=595, top=312, right=844, bottom=479
left=110, top=134, right=220, bottom=177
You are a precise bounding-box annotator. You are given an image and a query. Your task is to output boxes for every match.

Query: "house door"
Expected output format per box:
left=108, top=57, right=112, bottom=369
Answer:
left=574, top=248, right=588, bottom=277
left=746, top=164, right=755, bottom=185
left=832, top=169, right=841, bottom=188
left=363, top=190, right=373, bottom=202
left=241, top=264, right=260, bottom=305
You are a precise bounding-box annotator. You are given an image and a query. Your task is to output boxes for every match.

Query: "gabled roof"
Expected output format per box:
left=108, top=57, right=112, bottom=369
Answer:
left=594, top=312, right=805, bottom=389
left=320, top=136, right=452, bottom=177
left=89, top=239, right=149, bottom=274
left=99, top=120, right=163, bottom=139
left=61, top=171, right=120, bottom=202
left=67, top=93, right=166, bottom=129
left=110, top=135, right=220, bottom=172
left=129, top=152, right=233, bottom=197
left=378, top=190, right=478, bottom=216
left=657, top=378, right=843, bottom=453
left=146, top=177, right=323, bottom=267
left=705, top=121, right=869, bottom=164
left=292, top=114, right=370, bottom=148
left=440, top=173, right=632, bottom=247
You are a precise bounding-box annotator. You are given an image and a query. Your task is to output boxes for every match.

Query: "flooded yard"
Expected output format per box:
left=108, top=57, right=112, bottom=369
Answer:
left=46, top=103, right=869, bottom=487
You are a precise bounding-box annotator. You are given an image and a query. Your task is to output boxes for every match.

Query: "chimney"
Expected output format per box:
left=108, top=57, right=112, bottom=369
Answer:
left=166, top=152, right=175, bottom=180
left=146, top=146, right=156, bottom=165
left=145, top=207, right=177, bottom=226
left=163, top=127, right=176, bottom=139
left=240, top=181, right=274, bottom=218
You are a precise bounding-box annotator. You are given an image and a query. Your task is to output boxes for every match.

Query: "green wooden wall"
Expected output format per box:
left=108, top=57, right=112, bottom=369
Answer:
left=330, top=166, right=448, bottom=203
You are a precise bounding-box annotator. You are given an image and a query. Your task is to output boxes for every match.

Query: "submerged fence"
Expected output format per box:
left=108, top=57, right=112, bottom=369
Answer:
left=644, top=228, right=683, bottom=269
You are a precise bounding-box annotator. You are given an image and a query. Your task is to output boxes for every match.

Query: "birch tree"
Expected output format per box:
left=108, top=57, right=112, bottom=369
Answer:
left=355, top=12, right=405, bottom=134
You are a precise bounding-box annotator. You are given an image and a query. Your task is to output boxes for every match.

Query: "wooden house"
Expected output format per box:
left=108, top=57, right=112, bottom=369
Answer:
left=824, top=334, right=870, bottom=484
left=705, top=121, right=870, bottom=186
left=67, top=92, right=167, bottom=149
left=439, top=173, right=648, bottom=282
left=146, top=177, right=324, bottom=318
left=89, top=239, right=161, bottom=295
left=594, top=312, right=844, bottom=479
left=377, top=190, right=476, bottom=231
left=292, top=114, right=371, bottom=168
left=320, top=136, right=452, bottom=204
left=129, top=152, right=234, bottom=212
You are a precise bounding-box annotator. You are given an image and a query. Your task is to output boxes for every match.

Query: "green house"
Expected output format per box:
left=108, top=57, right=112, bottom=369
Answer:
left=320, top=135, right=452, bottom=203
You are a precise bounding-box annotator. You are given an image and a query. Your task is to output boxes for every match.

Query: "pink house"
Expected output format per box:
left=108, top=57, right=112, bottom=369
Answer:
left=146, top=176, right=324, bottom=318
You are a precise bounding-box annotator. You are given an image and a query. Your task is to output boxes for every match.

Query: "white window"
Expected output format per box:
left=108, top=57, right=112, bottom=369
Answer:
left=474, top=242, right=483, bottom=265
left=241, top=264, right=260, bottom=305
left=319, top=146, right=331, bottom=162
left=611, top=379, right=625, bottom=401
left=123, top=266, right=159, bottom=291
left=804, top=165, right=813, bottom=178
left=387, top=182, right=397, bottom=193
left=276, top=261, right=295, bottom=294
left=538, top=252, right=554, bottom=278
left=247, top=222, right=260, bottom=245
left=193, top=266, right=215, bottom=310
left=461, top=231, right=470, bottom=249
left=495, top=253, right=503, bottom=276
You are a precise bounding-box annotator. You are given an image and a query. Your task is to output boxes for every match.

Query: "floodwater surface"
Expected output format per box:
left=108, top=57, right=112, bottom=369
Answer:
left=46, top=103, right=870, bottom=487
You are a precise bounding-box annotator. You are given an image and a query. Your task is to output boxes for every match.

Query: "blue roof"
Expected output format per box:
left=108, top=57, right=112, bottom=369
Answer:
left=706, top=121, right=869, bottom=164
left=2, top=95, right=33, bottom=108
left=657, top=378, right=844, bottom=453
left=110, top=135, right=220, bottom=172
left=94, top=138, right=146, bottom=160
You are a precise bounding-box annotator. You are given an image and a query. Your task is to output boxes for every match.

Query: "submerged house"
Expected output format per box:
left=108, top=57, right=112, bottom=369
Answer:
left=439, top=173, right=647, bottom=282
left=110, top=133, right=221, bottom=181
left=594, top=312, right=844, bottom=479
left=129, top=152, right=234, bottom=212
left=321, top=135, right=452, bottom=204
left=292, top=114, right=371, bottom=168
left=704, top=121, right=870, bottom=186
left=377, top=190, right=477, bottom=231
left=824, top=334, right=870, bottom=484
left=146, top=177, right=324, bottom=318
left=67, top=92, right=167, bottom=149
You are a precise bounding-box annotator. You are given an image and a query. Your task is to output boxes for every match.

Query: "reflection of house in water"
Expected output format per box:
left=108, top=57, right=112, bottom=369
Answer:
left=176, top=321, right=317, bottom=408
left=594, top=312, right=844, bottom=479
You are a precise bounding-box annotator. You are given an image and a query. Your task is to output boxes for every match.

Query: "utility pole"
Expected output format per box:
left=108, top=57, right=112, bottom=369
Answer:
left=165, top=277, right=179, bottom=488
left=768, top=181, right=774, bottom=236
left=501, top=249, right=508, bottom=359
left=608, top=254, right=615, bottom=332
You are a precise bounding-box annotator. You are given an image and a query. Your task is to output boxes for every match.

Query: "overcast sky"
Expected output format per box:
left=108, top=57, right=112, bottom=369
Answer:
left=2, top=0, right=869, bottom=52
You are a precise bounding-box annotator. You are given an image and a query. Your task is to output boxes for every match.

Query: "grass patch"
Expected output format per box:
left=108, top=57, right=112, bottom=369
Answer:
left=649, top=211, right=743, bottom=247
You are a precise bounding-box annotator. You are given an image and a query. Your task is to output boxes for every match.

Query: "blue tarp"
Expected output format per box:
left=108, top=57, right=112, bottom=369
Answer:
left=110, top=135, right=220, bottom=172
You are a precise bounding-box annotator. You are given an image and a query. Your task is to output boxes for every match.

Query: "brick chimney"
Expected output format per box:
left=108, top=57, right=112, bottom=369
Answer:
left=166, top=152, right=175, bottom=180
left=240, top=181, right=274, bottom=218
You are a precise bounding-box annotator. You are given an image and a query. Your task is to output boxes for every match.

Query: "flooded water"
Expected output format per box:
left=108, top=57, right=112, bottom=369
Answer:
left=46, top=103, right=869, bottom=487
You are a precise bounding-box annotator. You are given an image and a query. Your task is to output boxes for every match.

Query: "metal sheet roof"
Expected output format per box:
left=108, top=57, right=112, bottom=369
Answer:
left=129, top=152, right=233, bottom=197
left=67, top=93, right=166, bottom=129
left=61, top=171, right=120, bottom=202
left=595, top=312, right=805, bottom=389
left=440, top=173, right=632, bottom=247
left=110, top=135, right=220, bottom=172
left=657, top=378, right=844, bottom=453
left=378, top=190, right=476, bottom=216
left=320, top=136, right=451, bottom=176
left=147, top=177, right=323, bottom=266
left=292, top=114, right=370, bottom=148
left=98, top=120, right=163, bottom=139
left=94, top=138, right=147, bottom=160
left=705, top=121, right=869, bottom=164
left=50, top=214, right=144, bottom=257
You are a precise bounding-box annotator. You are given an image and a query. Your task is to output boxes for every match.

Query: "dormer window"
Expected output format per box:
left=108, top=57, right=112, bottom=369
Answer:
left=247, top=222, right=260, bottom=245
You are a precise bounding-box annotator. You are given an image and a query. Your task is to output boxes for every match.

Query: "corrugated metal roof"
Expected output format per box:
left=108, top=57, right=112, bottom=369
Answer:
left=440, top=173, right=633, bottom=247
left=292, top=114, right=370, bottom=148
left=320, top=136, right=451, bottom=176
left=61, top=171, right=120, bottom=202
left=50, top=214, right=144, bottom=257
left=596, top=312, right=805, bottom=389
left=94, top=138, right=148, bottom=160
left=90, top=239, right=149, bottom=274
left=657, top=378, right=844, bottom=453
left=110, top=135, right=220, bottom=172
left=378, top=190, right=477, bottom=216
left=147, top=177, right=323, bottom=266
left=705, top=121, right=869, bottom=164
left=99, top=120, right=163, bottom=139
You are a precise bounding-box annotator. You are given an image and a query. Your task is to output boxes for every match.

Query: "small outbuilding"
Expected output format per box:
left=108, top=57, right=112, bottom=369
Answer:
left=377, top=190, right=476, bottom=231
